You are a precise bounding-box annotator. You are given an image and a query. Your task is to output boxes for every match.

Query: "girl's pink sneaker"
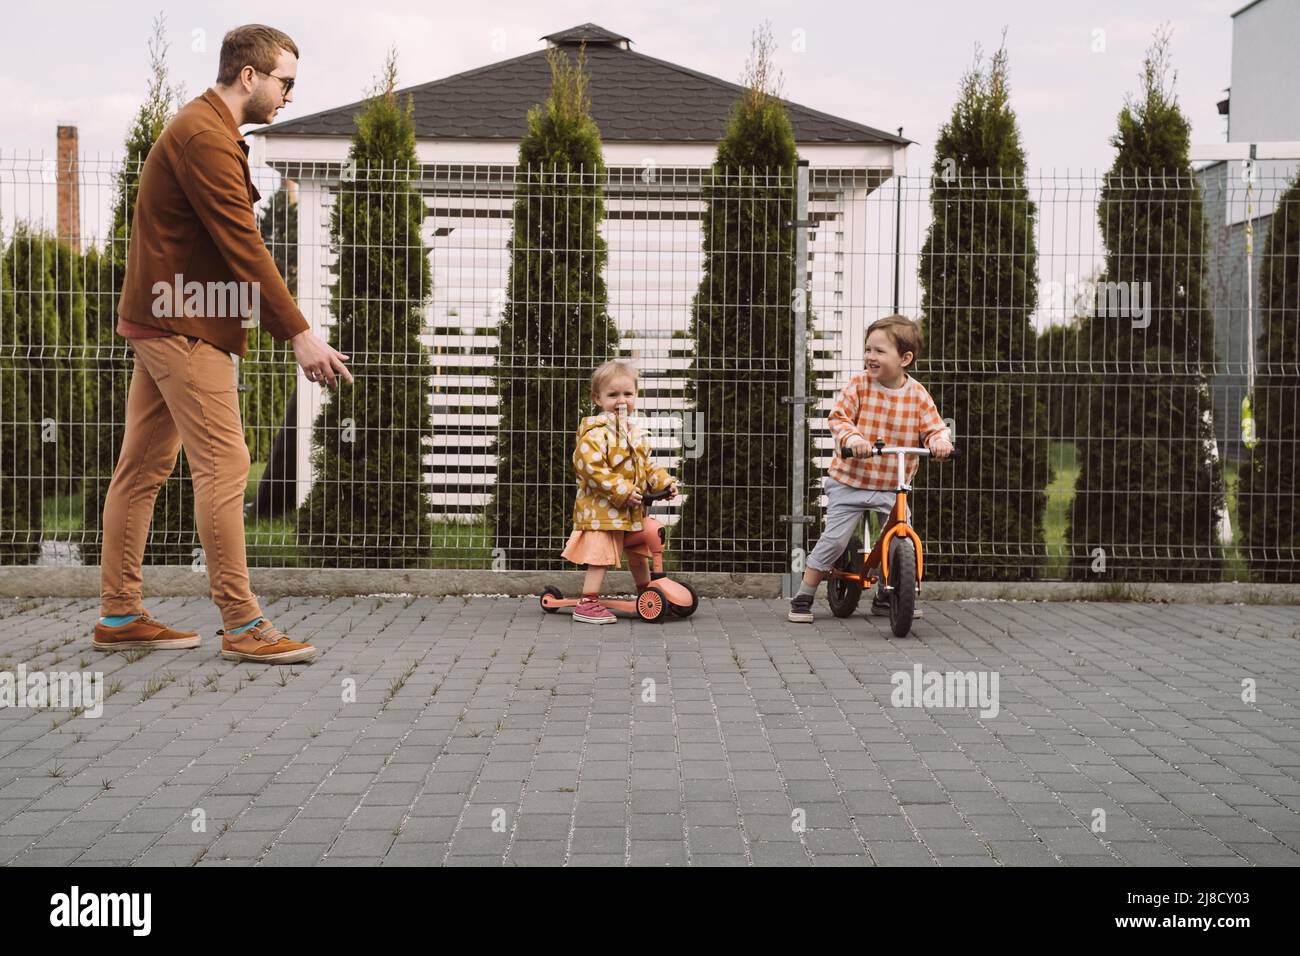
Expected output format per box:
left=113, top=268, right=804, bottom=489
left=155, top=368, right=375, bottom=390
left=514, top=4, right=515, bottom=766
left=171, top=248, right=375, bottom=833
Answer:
left=573, top=597, right=616, bottom=625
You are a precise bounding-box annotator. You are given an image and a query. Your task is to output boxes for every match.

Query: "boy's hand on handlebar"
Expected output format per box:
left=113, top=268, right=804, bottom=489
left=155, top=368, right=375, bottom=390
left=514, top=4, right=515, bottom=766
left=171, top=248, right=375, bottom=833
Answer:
left=627, top=489, right=644, bottom=507
left=845, top=436, right=870, bottom=459
left=928, top=435, right=954, bottom=460
left=667, top=482, right=679, bottom=498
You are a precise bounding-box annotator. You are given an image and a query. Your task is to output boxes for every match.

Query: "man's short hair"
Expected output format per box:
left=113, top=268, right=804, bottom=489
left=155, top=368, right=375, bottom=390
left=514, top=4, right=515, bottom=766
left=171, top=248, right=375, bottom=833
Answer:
left=217, top=25, right=299, bottom=86
left=865, top=314, right=923, bottom=362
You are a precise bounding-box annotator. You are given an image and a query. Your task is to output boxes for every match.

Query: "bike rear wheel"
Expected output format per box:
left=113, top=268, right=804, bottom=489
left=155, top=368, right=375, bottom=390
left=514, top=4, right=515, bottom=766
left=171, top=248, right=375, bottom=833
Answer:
left=888, top=537, right=917, bottom=637
left=827, top=536, right=864, bottom=618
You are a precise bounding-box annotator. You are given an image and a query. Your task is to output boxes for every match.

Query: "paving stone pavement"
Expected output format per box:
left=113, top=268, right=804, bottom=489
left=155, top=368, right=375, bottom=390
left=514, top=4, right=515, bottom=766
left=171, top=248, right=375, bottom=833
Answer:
left=1, top=595, right=1298, bottom=867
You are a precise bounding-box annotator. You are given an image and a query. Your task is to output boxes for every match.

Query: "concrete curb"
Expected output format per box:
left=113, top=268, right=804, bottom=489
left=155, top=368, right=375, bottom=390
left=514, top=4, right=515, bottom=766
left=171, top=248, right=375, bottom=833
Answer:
left=2, top=567, right=1298, bottom=604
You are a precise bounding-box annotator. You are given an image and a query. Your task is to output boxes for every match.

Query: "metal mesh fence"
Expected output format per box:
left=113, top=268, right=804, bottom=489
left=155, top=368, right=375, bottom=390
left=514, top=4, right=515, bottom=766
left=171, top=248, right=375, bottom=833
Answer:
left=0, top=154, right=1296, bottom=581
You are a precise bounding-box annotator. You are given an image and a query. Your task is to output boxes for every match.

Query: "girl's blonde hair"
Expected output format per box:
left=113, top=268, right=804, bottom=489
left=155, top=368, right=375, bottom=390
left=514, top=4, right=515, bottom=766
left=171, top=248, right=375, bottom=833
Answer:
left=590, top=360, right=639, bottom=400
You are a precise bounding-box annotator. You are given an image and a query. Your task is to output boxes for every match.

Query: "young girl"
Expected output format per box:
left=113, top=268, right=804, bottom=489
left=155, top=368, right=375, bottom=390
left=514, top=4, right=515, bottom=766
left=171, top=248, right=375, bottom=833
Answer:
left=561, top=361, right=679, bottom=624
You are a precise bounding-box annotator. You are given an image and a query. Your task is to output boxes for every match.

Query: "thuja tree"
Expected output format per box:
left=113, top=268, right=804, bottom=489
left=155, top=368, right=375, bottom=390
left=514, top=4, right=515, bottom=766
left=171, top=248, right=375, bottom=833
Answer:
left=0, top=259, right=41, bottom=564
left=488, top=45, right=619, bottom=569
left=82, top=13, right=189, bottom=565
left=297, top=52, right=435, bottom=568
left=678, top=24, right=815, bottom=573
left=913, top=38, right=1049, bottom=581
left=1067, top=27, right=1223, bottom=582
left=1238, top=173, right=1300, bottom=581
left=0, top=225, right=89, bottom=504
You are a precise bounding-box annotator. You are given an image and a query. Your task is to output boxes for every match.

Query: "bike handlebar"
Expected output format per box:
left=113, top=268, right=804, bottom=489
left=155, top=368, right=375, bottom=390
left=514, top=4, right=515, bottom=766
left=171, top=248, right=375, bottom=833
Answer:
left=838, top=440, right=960, bottom=461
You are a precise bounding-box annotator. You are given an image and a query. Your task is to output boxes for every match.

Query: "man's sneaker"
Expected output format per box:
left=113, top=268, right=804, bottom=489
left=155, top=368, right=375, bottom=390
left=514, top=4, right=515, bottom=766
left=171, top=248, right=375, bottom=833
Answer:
left=219, top=619, right=316, bottom=664
left=93, top=615, right=200, bottom=651
left=573, top=597, right=616, bottom=625
left=787, top=593, right=814, bottom=622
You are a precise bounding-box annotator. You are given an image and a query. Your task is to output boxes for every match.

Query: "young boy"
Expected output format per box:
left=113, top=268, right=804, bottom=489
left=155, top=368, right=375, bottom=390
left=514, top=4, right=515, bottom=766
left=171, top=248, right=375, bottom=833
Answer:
left=788, top=314, right=953, bottom=623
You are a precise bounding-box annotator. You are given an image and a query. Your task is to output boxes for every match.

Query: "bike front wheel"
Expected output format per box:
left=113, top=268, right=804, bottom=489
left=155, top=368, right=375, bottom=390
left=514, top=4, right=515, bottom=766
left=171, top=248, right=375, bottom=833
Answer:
left=888, top=536, right=917, bottom=637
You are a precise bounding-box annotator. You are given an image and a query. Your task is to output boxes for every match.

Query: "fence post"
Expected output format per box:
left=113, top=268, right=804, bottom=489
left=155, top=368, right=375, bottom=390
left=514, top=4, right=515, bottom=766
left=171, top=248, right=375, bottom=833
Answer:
left=785, top=160, right=811, bottom=598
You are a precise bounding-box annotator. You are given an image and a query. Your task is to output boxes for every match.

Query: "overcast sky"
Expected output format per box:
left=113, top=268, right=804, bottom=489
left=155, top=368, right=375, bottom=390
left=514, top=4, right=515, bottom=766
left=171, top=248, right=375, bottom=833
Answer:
left=0, top=0, right=1252, bottom=321
left=3, top=0, right=1242, bottom=170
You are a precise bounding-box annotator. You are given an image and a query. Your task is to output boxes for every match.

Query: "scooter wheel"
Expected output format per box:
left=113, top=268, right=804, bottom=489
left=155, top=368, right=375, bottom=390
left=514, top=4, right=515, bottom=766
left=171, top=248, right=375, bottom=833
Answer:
left=540, top=585, right=564, bottom=613
left=636, top=587, right=667, bottom=622
left=669, top=581, right=699, bottom=618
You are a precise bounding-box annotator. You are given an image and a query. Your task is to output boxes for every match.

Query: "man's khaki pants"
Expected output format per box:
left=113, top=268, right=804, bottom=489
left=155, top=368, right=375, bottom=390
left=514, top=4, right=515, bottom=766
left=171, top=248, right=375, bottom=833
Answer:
left=100, top=334, right=263, bottom=630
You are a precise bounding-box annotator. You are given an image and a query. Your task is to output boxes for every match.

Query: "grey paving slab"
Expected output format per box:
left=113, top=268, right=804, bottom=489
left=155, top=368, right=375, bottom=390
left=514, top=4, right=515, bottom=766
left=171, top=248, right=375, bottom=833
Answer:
left=1, top=595, right=1297, bottom=867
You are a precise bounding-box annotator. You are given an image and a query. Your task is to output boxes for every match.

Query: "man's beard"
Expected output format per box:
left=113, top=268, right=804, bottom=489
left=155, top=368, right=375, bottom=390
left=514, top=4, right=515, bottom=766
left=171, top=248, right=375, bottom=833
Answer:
left=245, top=88, right=279, bottom=124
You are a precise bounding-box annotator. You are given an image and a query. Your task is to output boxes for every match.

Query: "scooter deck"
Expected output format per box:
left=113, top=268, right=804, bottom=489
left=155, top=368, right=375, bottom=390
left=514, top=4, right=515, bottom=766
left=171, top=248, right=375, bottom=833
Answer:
left=540, top=594, right=640, bottom=614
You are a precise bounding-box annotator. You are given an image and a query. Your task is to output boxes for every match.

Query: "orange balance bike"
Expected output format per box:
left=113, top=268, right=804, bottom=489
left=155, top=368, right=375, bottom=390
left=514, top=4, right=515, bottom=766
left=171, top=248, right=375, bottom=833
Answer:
left=824, top=438, right=958, bottom=637
left=539, top=486, right=699, bottom=623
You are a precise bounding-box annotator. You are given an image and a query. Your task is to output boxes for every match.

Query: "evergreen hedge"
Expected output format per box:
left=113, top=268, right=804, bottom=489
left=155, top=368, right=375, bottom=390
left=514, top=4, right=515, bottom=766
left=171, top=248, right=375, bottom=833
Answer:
left=1066, top=31, right=1224, bottom=581
left=678, top=34, right=815, bottom=573
left=82, top=16, right=190, bottom=566
left=914, top=43, right=1050, bottom=580
left=297, top=56, right=435, bottom=568
left=488, top=45, right=619, bottom=569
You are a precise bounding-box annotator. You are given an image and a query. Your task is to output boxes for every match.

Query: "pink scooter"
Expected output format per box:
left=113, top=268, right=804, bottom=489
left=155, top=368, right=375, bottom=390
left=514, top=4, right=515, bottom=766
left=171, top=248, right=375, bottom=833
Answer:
left=540, top=486, right=699, bottom=622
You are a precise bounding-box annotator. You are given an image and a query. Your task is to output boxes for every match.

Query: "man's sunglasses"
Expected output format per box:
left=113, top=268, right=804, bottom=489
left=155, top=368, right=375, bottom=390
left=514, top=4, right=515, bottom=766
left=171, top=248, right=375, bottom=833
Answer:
left=254, top=69, right=295, bottom=96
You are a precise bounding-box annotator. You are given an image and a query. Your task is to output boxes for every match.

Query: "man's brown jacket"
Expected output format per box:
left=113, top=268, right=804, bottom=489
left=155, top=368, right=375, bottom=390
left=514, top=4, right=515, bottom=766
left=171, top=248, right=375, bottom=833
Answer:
left=117, top=88, right=308, bottom=355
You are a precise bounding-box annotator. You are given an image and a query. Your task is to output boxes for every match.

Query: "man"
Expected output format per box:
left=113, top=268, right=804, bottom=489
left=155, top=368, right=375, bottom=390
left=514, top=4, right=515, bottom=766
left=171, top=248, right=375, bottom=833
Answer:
left=95, top=24, right=351, bottom=664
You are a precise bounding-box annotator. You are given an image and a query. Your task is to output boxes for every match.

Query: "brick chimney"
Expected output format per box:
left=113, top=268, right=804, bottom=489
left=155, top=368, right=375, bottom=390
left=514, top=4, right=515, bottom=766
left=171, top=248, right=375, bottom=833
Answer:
left=56, top=125, right=80, bottom=249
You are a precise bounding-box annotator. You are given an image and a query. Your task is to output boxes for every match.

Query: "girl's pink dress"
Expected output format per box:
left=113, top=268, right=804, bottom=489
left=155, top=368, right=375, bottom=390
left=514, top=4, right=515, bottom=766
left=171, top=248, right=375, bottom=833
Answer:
left=560, top=528, right=649, bottom=568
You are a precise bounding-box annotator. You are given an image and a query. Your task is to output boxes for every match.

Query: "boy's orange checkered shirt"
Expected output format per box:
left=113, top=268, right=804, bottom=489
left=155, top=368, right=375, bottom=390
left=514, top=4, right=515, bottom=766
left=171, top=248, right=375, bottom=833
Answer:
left=826, top=371, right=950, bottom=491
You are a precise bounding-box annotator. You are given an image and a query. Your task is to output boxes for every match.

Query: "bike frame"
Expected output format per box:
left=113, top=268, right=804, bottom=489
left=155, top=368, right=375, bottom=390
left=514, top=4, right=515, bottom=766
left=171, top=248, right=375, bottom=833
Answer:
left=828, top=442, right=931, bottom=594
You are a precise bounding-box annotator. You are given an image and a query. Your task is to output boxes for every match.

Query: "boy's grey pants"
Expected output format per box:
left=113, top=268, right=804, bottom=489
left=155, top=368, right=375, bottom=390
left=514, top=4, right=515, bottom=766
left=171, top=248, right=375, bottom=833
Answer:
left=806, top=477, right=912, bottom=574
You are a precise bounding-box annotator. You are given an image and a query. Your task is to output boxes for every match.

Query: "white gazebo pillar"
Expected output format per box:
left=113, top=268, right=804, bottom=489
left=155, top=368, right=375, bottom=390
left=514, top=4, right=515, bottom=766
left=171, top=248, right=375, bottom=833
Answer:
left=294, top=177, right=334, bottom=507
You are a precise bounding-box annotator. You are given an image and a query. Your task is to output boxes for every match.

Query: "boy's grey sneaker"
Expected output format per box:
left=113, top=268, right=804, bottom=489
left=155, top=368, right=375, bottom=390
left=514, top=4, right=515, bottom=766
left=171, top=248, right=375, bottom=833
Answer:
left=788, top=593, right=814, bottom=622
left=872, top=593, right=923, bottom=619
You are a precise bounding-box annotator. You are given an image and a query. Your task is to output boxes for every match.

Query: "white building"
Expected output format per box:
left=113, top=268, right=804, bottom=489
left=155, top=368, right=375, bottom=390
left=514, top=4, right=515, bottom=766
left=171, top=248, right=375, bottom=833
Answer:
left=248, top=23, right=910, bottom=518
left=1193, top=0, right=1300, bottom=460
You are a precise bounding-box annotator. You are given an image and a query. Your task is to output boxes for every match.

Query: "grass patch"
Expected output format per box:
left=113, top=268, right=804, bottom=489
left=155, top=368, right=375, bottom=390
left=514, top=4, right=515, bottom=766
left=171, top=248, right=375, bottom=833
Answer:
left=427, top=520, right=494, bottom=570
left=245, top=515, right=302, bottom=568
left=140, top=671, right=177, bottom=702
left=1039, top=442, right=1248, bottom=583
left=383, top=659, right=419, bottom=707
left=1042, top=441, right=1079, bottom=579
left=1221, top=457, right=1249, bottom=583
left=245, top=460, right=267, bottom=503
left=245, top=516, right=495, bottom=569
left=41, top=490, right=86, bottom=535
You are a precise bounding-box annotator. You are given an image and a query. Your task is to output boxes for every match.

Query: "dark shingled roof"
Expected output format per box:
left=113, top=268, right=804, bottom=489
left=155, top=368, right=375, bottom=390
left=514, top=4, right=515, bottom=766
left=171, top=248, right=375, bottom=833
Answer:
left=255, top=23, right=909, bottom=146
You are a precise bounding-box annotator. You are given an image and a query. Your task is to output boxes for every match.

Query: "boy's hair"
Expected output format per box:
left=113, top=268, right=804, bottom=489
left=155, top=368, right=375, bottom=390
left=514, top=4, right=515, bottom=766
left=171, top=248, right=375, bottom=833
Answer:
left=865, top=314, right=923, bottom=366
left=217, top=25, right=299, bottom=86
left=590, top=360, right=639, bottom=399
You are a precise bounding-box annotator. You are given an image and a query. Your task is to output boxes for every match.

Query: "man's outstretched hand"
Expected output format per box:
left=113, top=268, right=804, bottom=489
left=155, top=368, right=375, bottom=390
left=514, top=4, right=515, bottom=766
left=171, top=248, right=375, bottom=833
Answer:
left=292, top=330, right=353, bottom=387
